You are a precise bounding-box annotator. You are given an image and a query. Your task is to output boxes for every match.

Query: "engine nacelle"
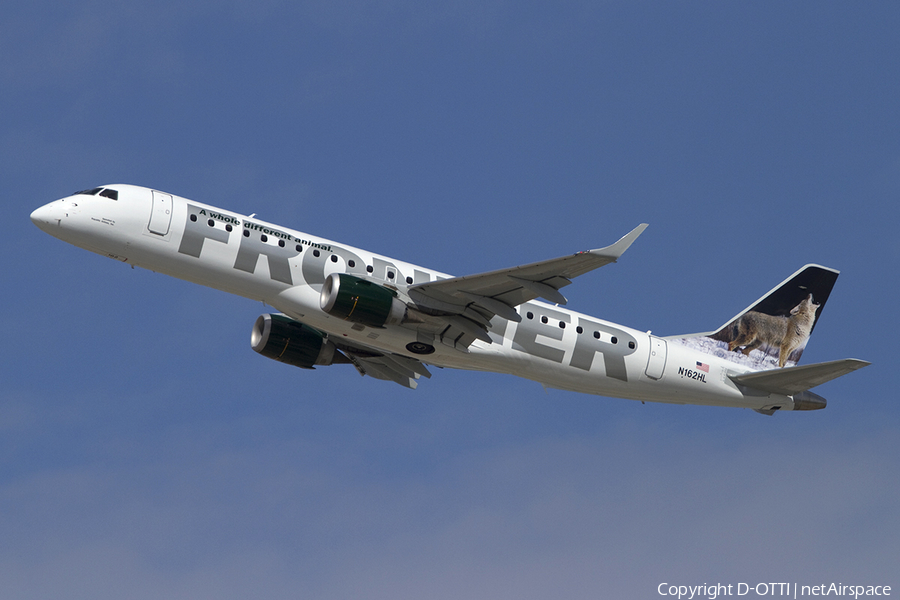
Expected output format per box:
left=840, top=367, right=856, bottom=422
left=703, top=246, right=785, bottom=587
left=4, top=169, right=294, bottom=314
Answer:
left=251, top=313, right=337, bottom=369
left=319, top=272, right=406, bottom=328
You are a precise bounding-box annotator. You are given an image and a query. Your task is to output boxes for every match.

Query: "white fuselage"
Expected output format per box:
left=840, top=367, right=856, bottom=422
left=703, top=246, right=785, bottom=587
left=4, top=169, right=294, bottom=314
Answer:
left=31, top=184, right=794, bottom=411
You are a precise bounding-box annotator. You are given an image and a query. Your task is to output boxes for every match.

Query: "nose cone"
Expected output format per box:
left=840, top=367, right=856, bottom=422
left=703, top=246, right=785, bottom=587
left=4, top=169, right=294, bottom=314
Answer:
left=30, top=202, right=60, bottom=234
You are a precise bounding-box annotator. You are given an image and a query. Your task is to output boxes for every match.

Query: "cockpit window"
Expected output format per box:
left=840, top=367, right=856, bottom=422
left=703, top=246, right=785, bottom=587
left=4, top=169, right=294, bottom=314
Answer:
left=72, top=187, right=118, bottom=200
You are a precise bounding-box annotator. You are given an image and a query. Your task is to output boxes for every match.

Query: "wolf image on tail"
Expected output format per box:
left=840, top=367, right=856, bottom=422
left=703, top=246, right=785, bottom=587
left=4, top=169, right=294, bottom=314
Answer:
left=669, top=265, right=838, bottom=371
left=727, top=294, right=819, bottom=367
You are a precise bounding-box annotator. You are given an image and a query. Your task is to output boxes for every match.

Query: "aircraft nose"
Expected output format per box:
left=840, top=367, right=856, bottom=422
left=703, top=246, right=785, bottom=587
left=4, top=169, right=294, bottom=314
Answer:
left=30, top=202, right=58, bottom=232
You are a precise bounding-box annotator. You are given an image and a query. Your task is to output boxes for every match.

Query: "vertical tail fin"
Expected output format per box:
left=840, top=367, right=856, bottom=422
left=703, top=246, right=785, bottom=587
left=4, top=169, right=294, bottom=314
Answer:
left=669, top=265, right=839, bottom=370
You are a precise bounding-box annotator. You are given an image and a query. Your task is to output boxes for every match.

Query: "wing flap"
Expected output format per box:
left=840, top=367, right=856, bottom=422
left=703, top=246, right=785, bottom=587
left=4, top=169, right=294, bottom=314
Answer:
left=356, top=359, right=419, bottom=388
left=348, top=354, right=432, bottom=389
left=458, top=291, right=522, bottom=322
left=729, top=358, right=870, bottom=395
left=332, top=339, right=433, bottom=389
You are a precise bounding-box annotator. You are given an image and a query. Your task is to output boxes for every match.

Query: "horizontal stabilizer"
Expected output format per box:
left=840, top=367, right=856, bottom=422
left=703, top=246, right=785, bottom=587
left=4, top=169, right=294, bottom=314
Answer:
left=729, top=358, right=870, bottom=395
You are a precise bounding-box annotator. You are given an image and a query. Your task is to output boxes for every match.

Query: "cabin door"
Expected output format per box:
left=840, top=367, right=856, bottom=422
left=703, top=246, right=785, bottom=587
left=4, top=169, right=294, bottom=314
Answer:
left=645, top=336, right=667, bottom=380
left=149, top=190, right=173, bottom=235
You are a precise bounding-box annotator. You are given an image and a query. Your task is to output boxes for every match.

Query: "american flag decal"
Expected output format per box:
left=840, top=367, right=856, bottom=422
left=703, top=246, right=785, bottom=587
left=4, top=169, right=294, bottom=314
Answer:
left=696, top=361, right=709, bottom=373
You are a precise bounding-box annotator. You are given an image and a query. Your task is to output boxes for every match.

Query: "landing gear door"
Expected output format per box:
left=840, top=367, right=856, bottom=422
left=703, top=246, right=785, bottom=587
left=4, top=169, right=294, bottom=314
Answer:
left=645, top=336, right=667, bottom=380
left=149, top=190, right=173, bottom=236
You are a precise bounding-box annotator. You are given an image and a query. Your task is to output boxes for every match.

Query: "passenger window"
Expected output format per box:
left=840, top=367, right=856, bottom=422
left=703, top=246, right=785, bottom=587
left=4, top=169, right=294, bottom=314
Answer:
left=243, top=230, right=250, bottom=237
left=313, top=250, right=320, bottom=257
left=558, top=321, right=565, bottom=329
left=208, top=219, right=214, bottom=227
left=526, top=312, right=533, bottom=320
left=330, top=255, right=338, bottom=263
left=387, top=271, right=395, bottom=279
left=348, top=260, right=355, bottom=268
left=190, top=214, right=197, bottom=222
left=296, top=244, right=303, bottom=252
left=541, top=316, right=548, bottom=324
left=225, top=224, right=232, bottom=232
left=366, top=265, right=373, bottom=273
left=261, top=234, right=268, bottom=242
left=279, top=239, right=285, bottom=248
left=576, top=326, right=583, bottom=334
left=628, top=341, right=636, bottom=349
left=406, top=276, right=413, bottom=284
left=611, top=337, right=618, bottom=344
left=593, top=331, right=600, bottom=339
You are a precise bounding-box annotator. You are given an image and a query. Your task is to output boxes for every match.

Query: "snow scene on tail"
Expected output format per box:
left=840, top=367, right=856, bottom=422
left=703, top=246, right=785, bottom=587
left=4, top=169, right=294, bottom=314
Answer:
left=667, top=265, right=839, bottom=371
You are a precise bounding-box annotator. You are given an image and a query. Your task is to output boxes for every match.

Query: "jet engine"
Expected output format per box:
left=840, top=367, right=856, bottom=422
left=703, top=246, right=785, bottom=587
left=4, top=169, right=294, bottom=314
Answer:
left=251, top=313, right=339, bottom=369
left=319, top=273, right=406, bottom=328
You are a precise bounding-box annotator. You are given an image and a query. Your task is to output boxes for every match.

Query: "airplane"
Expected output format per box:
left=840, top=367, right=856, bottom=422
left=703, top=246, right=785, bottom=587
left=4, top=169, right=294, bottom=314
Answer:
left=30, top=184, right=869, bottom=415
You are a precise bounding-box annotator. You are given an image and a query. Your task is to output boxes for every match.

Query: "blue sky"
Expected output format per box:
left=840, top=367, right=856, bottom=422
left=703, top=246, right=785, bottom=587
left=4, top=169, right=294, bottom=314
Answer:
left=3, top=2, right=898, bottom=598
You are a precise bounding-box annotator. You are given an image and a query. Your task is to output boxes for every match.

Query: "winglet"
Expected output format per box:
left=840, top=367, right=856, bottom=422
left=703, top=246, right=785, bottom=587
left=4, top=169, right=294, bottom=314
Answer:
left=590, top=223, right=648, bottom=261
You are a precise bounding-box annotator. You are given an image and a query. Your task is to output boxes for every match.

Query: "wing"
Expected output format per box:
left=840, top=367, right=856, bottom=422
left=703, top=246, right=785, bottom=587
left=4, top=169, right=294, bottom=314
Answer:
left=406, top=224, right=648, bottom=349
left=333, top=337, right=433, bottom=389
